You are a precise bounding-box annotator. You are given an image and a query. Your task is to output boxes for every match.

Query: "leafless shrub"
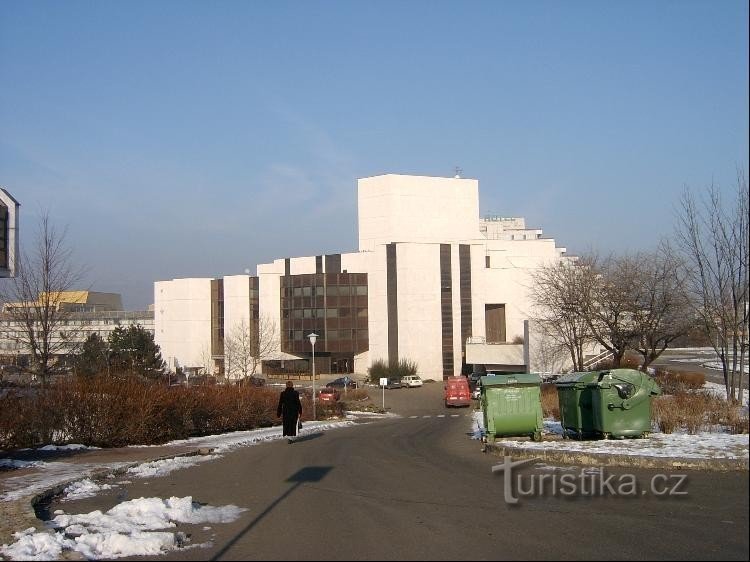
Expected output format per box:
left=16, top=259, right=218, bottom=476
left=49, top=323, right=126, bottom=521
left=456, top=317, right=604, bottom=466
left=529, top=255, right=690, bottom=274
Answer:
left=651, top=391, right=742, bottom=435
left=540, top=383, right=560, bottom=419
left=340, top=388, right=370, bottom=403
left=652, top=367, right=705, bottom=394
left=0, top=376, right=291, bottom=450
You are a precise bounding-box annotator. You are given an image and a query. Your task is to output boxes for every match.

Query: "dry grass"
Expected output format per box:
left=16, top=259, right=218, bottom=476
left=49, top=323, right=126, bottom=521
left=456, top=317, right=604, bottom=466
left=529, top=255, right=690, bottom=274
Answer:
left=541, top=383, right=559, bottom=419
left=651, top=391, right=749, bottom=435
left=651, top=367, right=706, bottom=394
left=340, top=388, right=370, bottom=402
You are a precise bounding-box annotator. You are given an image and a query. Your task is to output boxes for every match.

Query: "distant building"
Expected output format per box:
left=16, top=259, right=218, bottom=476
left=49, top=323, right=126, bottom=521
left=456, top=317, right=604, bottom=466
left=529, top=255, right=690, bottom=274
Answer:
left=0, top=291, right=154, bottom=364
left=0, top=187, right=20, bottom=278
left=155, top=174, right=573, bottom=380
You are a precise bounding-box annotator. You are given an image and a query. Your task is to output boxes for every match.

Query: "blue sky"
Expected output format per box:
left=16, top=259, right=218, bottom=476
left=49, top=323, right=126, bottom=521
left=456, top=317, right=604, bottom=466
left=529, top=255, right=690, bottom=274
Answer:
left=1, top=1, right=747, bottom=309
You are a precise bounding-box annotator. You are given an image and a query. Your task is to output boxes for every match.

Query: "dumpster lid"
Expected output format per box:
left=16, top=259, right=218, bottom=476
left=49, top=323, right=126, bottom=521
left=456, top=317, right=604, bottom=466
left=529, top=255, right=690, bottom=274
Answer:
left=554, top=371, right=599, bottom=386
left=585, top=369, right=662, bottom=395
left=480, top=373, right=541, bottom=386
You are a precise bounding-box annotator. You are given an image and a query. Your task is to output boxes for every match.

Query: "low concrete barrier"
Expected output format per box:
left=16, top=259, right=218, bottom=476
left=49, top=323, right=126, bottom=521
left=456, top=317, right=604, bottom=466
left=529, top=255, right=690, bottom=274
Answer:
left=484, top=442, right=749, bottom=472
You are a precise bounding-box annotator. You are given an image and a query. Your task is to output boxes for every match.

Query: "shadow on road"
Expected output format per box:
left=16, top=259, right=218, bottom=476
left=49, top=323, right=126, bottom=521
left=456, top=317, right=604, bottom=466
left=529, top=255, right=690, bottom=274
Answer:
left=210, top=466, right=333, bottom=561
left=294, top=432, right=324, bottom=443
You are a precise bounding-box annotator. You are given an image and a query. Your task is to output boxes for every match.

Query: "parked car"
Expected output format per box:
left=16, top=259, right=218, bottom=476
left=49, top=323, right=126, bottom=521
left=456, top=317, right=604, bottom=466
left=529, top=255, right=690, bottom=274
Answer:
left=381, top=377, right=402, bottom=389
left=471, top=385, right=481, bottom=400
left=444, top=376, right=471, bottom=407
left=318, top=387, right=340, bottom=403
left=401, top=375, right=423, bottom=388
left=468, top=372, right=484, bottom=389
left=235, top=376, right=265, bottom=387
left=326, top=376, right=357, bottom=389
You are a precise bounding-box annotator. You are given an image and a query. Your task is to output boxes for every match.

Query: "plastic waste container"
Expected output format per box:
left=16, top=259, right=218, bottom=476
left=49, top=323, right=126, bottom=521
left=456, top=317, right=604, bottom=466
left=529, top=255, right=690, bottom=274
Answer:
left=554, top=371, right=600, bottom=439
left=481, top=373, right=543, bottom=443
left=587, top=369, right=661, bottom=439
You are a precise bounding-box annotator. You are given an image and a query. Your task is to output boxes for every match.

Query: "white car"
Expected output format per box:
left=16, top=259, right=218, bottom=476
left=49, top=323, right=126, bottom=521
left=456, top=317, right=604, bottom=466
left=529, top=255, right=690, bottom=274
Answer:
left=401, top=375, right=424, bottom=388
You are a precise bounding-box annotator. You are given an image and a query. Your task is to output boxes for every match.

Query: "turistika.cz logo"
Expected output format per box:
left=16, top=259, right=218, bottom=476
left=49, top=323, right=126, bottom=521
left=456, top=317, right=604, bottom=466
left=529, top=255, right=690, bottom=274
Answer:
left=492, top=456, right=688, bottom=505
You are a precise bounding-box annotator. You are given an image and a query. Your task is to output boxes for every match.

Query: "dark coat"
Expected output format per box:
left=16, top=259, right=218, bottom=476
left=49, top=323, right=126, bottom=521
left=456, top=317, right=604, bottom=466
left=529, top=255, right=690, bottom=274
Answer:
left=277, top=388, right=303, bottom=437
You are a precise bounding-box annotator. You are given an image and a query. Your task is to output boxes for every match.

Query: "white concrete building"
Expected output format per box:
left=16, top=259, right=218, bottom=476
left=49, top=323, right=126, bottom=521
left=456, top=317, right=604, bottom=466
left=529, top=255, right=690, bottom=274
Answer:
left=0, top=187, right=20, bottom=278
left=155, top=174, right=571, bottom=380
left=0, top=291, right=154, bottom=364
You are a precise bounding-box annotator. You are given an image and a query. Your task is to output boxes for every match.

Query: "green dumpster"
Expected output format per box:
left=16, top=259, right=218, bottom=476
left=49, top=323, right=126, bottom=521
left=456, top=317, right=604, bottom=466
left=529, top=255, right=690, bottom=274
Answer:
left=481, top=373, right=543, bottom=443
left=554, top=371, right=600, bottom=439
left=587, top=369, right=662, bottom=439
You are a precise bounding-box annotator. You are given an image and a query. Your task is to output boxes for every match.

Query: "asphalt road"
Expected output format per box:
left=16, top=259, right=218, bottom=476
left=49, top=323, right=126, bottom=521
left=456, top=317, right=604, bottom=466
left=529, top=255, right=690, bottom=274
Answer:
left=649, top=348, right=746, bottom=387
left=49, top=382, right=749, bottom=561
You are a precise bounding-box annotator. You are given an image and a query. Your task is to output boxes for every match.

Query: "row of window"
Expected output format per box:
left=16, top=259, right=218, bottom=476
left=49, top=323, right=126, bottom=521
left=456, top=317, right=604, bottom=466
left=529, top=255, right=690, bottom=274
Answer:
left=283, top=273, right=367, bottom=287
left=286, top=329, right=368, bottom=342
left=283, top=285, right=368, bottom=298
left=282, top=308, right=368, bottom=319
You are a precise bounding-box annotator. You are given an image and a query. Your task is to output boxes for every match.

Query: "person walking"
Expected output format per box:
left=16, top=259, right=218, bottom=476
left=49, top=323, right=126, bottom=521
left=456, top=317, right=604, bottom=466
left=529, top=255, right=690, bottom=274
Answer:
left=277, top=380, right=303, bottom=444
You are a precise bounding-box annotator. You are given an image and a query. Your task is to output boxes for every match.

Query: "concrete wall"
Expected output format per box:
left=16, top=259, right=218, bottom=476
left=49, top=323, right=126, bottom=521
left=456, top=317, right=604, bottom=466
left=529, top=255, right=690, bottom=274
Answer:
left=395, top=243, right=443, bottom=379
left=154, top=278, right=213, bottom=371
left=357, top=174, right=480, bottom=251
left=223, top=275, right=252, bottom=350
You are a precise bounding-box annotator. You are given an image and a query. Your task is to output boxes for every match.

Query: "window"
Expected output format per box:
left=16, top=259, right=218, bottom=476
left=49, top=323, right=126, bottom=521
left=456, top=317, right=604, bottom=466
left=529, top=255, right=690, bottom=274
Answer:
left=485, top=304, right=506, bottom=343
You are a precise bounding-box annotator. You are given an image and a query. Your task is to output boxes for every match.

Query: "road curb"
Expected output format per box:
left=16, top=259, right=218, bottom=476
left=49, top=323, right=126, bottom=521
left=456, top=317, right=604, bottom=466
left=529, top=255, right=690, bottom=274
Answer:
left=484, top=443, right=749, bottom=472
left=0, top=448, right=214, bottom=551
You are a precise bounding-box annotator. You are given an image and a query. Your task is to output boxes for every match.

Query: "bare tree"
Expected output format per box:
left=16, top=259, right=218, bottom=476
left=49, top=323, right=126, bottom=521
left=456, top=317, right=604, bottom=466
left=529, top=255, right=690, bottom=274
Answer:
left=0, top=212, right=85, bottom=384
left=223, top=316, right=279, bottom=381
left=579, top=253, right=643, bottom=368
left=530, top=259, right=594, bottom=372
left=630, top=243, right=693, bottom=370
left=676, top=171, right=749, bottom=401
left=527, top=320, right=574, bottom=374
left=198, top=344, right=215, bottom=378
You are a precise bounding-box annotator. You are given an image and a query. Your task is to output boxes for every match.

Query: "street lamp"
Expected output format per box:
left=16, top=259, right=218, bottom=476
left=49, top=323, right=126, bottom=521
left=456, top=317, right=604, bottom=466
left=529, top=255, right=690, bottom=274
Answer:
left=308, top=333, right=318, bottom=421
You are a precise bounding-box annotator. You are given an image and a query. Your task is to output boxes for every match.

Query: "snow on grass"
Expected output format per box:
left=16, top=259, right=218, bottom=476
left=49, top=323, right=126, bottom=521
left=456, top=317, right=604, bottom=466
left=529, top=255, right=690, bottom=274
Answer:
left=0, top=496, right=246, bottom=560
left=38, top=444, right=100, bottom=452
left=134, top=419, right=354, bottom=454
left=496, top=431, right=749, bottom=459
left=0, top=459, right=43, bottom=470
left=471, top=409, right=749, bottom=460
left=1, top=420, right=355, bottom=502
left=126, top=455, right=219, bottom=479
left=61, top=479, right=114, bottom=501
left=701, top=381, right=749, bottom=409
left=344, top=410, right=400, bottom=420
left=1, top=461, right=132, bottom=502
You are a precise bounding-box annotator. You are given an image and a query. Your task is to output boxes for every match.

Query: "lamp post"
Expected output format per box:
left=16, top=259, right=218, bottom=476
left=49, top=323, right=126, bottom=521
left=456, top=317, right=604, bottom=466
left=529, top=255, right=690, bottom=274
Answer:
left=308, top=333, right=318, bottom=421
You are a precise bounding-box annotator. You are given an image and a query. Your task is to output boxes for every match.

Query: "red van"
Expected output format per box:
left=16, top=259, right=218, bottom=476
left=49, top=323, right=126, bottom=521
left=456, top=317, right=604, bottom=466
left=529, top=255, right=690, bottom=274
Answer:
left=444, top=376, right=471, bottom=407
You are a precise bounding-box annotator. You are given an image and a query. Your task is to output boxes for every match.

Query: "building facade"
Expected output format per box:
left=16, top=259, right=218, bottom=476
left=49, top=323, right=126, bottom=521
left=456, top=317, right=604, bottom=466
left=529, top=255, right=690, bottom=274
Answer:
left=0, top=291, right=154, bottom=365
left=155, top=174, right=571, bottom=381
left=0, top=187, right=20, bottom=279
